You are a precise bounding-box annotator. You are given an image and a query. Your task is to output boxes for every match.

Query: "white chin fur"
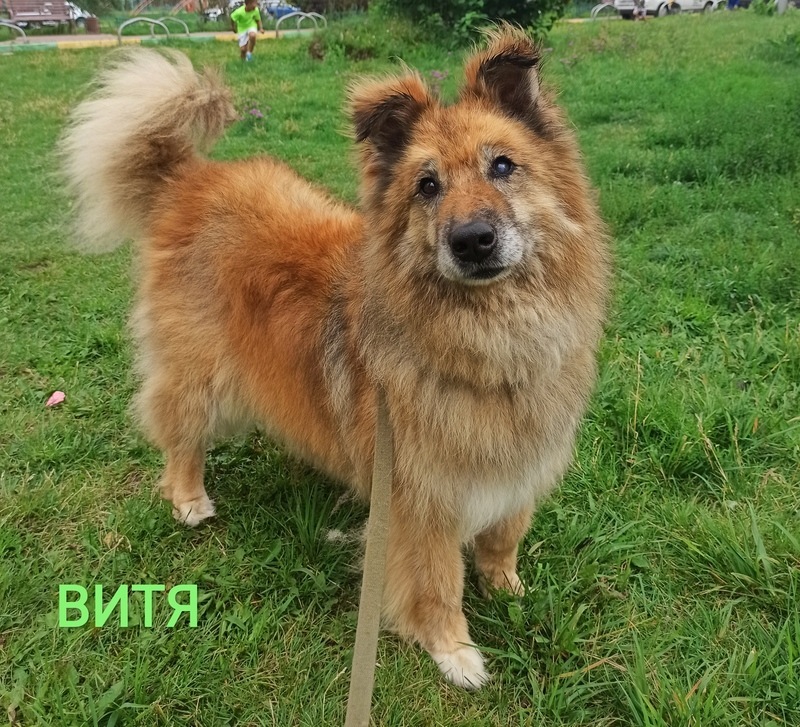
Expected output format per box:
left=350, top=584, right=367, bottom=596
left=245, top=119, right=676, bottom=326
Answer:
left=430, top=645, right=490, bottom=690
left=443, top=268, right=512, bottom=287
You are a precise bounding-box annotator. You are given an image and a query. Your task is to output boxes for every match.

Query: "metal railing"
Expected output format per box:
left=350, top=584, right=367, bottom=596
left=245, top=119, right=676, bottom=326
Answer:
left=154, top=16, right=190, bottom=37
left=591, top=1, right=618, bottom=18
left=0, top=19, right=27, bottom=37
left=117, top=16, right=169, bottom=43
left=274, top=11, right=325, bottom=37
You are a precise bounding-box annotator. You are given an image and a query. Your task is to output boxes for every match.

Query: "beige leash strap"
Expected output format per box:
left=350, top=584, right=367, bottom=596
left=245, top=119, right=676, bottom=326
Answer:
left=345, top=387, right=393, bottom=727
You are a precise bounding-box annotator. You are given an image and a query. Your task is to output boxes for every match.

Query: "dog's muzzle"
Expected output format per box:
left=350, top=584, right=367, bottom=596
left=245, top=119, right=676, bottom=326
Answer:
left=446, top=219, right=506, bottom=281
left=449, top=220, right=497, bottom=264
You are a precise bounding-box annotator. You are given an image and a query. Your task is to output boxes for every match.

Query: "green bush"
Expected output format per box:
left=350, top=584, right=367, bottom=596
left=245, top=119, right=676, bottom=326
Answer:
left=303, top=0, right=370, bottom=13
left=373, top=0, right=570, bottom=44
left=751, top=0, right=776, bottom=14
left=308, top=12, right=422, bottom=61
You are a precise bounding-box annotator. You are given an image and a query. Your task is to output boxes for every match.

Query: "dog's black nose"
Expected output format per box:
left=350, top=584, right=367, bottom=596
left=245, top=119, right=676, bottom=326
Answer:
left=449, top=221, right=497, bottom=264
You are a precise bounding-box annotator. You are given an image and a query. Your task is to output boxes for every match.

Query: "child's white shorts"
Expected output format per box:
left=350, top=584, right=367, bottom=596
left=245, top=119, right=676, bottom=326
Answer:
left=238, top=30, right=256, bottom=47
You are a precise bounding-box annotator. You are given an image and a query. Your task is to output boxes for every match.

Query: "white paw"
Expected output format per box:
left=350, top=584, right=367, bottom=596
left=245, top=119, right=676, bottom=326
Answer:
left=430, top=644, right=490, bottom=690
left=501, top=571, right=525, bottom=597
left=172, top=495, right=216, bottom=527
left=480, top=570, right=526, bottom=598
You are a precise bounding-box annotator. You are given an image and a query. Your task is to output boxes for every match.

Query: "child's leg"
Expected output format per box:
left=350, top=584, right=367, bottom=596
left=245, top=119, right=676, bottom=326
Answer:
left=247, top=30, right=257, bottom=55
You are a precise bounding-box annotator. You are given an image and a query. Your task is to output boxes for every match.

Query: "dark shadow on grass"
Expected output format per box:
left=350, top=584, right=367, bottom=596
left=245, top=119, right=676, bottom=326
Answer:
left=200, top=432, right=368, bottom=613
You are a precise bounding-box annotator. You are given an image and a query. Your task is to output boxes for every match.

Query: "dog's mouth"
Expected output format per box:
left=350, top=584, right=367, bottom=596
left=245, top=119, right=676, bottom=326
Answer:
left=437, top=255, right=515, bottom=287
left=442, top=262, right=512, bottom=287
left=436, top=219, right=524, bottom=286
left=468, top=266, right=506, bottom=281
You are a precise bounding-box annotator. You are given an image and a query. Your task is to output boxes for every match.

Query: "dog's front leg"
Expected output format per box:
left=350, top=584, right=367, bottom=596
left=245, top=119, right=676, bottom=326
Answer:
left=381, top=496, right=489, bottom=689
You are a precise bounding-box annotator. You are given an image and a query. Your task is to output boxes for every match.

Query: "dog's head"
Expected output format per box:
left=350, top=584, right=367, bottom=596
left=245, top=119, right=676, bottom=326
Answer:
left=349, top=25, right=606, bottom=295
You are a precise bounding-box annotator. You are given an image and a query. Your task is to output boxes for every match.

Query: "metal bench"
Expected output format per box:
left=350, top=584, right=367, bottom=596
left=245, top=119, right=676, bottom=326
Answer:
left=3, top=0, right=73, bottom=29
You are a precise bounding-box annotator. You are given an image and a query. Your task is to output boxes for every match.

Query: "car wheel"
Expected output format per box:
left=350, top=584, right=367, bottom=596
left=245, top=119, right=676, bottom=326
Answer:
left=657, top=1, right=677, bottom=13
left=703, top=1, right=714, bottom=10
left=75, top=17, right=86, bottom=27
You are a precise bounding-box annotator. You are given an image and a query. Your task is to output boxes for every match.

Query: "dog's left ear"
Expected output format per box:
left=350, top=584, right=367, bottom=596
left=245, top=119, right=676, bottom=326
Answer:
left=461, top=25, right=547, bottom=135
left=348, top=74, right=432, bottom=169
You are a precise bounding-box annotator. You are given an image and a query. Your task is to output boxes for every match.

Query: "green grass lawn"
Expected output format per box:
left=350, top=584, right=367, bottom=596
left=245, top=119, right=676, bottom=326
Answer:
left=1, top=11, right=799, bottom=726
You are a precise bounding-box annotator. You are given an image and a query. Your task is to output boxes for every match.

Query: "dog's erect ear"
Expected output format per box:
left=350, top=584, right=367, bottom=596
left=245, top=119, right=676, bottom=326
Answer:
left=348, top=74, right=432, bottom=167
left=461, top=25, right=547, bottom=135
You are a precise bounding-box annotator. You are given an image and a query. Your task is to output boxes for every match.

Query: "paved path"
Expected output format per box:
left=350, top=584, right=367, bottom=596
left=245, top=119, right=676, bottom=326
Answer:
left=0, top=27, right=312, bottom=52
left=0, top=18, right=614, bottom=53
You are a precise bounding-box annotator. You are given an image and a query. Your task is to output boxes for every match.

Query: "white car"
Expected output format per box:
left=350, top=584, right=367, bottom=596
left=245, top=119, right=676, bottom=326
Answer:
left=203, top=6, right=224, bottom=21
left=67, top=2, right=92, bottom=26
left=614, top=0, right=723, bottom=17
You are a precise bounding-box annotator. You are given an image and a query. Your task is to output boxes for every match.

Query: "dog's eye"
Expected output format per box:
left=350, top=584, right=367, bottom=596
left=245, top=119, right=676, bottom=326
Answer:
left=418, top=177, right=440, bottom=198
left=491, top=156, right=515, bottom=178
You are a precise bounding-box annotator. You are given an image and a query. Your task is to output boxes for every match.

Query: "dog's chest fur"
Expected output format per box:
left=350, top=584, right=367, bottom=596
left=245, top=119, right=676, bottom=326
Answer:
left=391, top=371, right=581, bottom=538
left=324, top=293, right=589, bottom=538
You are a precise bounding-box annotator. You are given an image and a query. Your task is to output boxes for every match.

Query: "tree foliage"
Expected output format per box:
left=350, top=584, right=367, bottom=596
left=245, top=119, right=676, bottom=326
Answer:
left=373, top=0, right=570, bottom=43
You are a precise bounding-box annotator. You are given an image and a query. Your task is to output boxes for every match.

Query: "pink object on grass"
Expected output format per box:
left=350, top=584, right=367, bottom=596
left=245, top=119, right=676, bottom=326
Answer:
left=46, top=391, right=66, bottom=407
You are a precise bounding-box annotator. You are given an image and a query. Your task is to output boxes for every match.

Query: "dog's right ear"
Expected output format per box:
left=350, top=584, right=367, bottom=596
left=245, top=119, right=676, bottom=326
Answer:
left=461, top=25, right=552, bottom=137
left=348, top=74, right=432, bottom=169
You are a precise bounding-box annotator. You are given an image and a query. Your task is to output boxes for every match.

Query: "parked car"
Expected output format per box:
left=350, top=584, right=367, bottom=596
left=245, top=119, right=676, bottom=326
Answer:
left=615, top=0, right=723, bottom=17
left=262, top=1, right=302, bottom=19
left=203, top=6, right=224, bottom=20
left=208, top=0, right=301, bottom=20
left=66, top=2, right=91, bottom=26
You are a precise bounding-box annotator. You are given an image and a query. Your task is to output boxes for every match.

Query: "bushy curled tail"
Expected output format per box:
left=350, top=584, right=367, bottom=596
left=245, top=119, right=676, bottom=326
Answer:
left=60, top=49, right=235, bottom=251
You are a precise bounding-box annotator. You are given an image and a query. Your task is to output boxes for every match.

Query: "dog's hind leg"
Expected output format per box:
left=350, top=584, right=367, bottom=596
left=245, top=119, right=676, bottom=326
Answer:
left=160, top=446, right=215, bottom=527
left=135, top=372, right=217, bottom=527
left=473, top=506, right=532, bottom=598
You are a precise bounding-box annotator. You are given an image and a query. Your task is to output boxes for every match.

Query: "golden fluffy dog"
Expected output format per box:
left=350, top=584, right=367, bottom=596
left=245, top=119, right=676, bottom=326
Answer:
left=61, top=27, right=609, bottom=688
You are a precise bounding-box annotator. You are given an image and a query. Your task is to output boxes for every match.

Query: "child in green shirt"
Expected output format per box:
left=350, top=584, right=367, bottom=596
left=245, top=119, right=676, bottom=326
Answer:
left=230, top=0, right=263, bottom=61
